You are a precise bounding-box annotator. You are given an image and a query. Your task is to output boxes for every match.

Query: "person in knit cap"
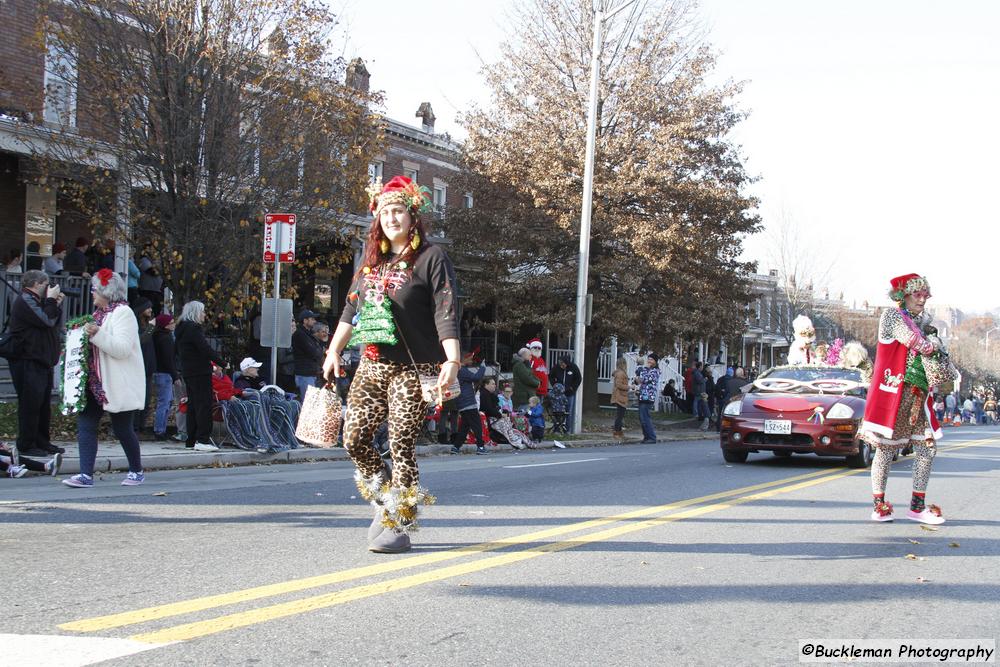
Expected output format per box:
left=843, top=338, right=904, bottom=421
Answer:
left=322, top=175, right=461, bottom=554
left=151, top=313, right=177, bottom=439
left=43, top=242, right=66, bottom=275
left=859, top=273, right=947, bottom=525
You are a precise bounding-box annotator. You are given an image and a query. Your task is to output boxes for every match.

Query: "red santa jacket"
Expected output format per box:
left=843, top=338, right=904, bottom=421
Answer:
left=530, top=355, right=549, bottom=396
left=861, top=308, right=942, bottom=441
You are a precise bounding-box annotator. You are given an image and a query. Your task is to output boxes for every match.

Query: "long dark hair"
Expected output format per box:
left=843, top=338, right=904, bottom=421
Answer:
left=356, top=211, right=430, bottom=277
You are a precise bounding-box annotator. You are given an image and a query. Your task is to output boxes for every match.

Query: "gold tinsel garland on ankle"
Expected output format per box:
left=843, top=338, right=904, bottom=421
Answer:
left=379, top=484, right=437, bottom=532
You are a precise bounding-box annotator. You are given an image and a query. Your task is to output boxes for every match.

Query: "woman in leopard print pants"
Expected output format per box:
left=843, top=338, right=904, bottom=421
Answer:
left=324, top=176, right=461, bottom=554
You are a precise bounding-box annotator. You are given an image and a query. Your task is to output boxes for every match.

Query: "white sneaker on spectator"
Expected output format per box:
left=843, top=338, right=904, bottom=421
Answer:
left=194, top=442, right=220, bottom=452
left=8, top=465, right=27, bottom=478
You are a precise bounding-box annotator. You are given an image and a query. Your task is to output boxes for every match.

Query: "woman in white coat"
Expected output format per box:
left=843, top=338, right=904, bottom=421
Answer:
left=63, top=270, right=147, bottom=487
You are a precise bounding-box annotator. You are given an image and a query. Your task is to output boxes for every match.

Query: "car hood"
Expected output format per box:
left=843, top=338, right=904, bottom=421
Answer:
left=741, top=392, right=857, bottom=416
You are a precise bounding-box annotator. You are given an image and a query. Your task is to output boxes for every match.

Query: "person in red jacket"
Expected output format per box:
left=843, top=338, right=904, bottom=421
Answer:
left=526, top=338, right=549, bottom=397
left=859, top=273, right=945, bottom=526
left=211, top=365, right=241, bottom=402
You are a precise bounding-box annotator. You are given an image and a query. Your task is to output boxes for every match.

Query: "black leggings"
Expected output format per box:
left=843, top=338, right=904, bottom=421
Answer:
left=456, top=408, right=484, bottom=447
left=183, top=374, right=214, bottom=446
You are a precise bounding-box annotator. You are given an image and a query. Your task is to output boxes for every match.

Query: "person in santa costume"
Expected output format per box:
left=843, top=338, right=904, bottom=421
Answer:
left=859, top=273, right=945, bottom=525
left=526, top=339, right=549, bottom=397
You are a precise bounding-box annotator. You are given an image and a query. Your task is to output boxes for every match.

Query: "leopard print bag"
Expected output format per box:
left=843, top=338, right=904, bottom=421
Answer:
left=295, top=384, right=342, bottom=447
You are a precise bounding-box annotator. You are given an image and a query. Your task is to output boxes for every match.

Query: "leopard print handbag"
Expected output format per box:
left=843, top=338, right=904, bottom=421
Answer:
left=295, top=384, right=342, bottom=447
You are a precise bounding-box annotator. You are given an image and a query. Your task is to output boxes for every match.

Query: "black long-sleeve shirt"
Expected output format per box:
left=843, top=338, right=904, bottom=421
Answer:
left=9, top=289, right=62, bottom=367
left=340, top=244, right=459, bottom=364
left=174, top=320, right=223, bottom=377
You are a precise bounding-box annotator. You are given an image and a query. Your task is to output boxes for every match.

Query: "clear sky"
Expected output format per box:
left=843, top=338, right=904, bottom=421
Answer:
left=335, top=0, right=1000, bottom=313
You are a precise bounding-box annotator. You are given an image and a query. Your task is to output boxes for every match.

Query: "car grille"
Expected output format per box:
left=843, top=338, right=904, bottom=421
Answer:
left=744, top=432, right=814, bottom=446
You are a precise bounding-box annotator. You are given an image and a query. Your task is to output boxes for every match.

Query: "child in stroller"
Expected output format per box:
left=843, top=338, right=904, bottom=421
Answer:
left=548, top=382, right=569, bottom=434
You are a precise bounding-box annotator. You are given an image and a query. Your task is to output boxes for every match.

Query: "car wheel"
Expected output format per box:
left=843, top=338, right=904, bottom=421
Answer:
left=846, top=439, right=873, bottom=468
left=773, top=450, right=793, bottom=457
left=723, top=449, right=749, bottom=463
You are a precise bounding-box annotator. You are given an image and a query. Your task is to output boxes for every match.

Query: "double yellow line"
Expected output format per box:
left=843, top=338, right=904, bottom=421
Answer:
left=60, top=438, right=995, bottom=644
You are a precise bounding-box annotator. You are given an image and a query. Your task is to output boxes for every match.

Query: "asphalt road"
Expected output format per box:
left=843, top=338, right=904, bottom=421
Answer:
left=3, top=427, right=999, bottom=666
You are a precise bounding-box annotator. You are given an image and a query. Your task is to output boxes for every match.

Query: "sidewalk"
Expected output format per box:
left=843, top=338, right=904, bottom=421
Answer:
left=34, top=425, right=713, bottom=476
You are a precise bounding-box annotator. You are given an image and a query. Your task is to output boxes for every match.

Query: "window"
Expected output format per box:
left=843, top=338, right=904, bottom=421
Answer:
left=43, top=37, right=77, bottom=127
left=368, top=161, right=383, bottom=184
left=404, top=167, right=418, bottom=182
left=432, top=185, right=447, bottom=218
left=241, top=112, right=260, bottom=176
left=463, top=193, right=474, bottom=209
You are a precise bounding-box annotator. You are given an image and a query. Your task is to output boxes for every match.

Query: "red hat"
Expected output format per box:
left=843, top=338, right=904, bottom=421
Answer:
left=51, top=242, right=66, bottom=254
left=75, top=236, right=90, bottom=248
left=526, top=338, right=543, bottom=350
left=154, top=313, right=174, bottom=329
left=368, top=175, right=433, bottom=217
left=888, top=273, right=930, bottom=301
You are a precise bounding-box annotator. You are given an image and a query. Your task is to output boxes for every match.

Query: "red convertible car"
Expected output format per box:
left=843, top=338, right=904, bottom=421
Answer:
left=720, top=365, right=873, bottom=467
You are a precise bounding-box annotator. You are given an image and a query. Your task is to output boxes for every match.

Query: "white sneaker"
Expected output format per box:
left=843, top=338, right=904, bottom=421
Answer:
left=8, top=464, right=27, bottom=478
left=553, top=440, right=566, bottom=449
left=194, top=442, right=220, bottom=452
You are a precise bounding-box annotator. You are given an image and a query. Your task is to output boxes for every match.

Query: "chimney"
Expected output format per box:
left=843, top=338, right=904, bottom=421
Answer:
left=416, top=102, right=436, bottom=133
left=346, top=58, right=370, bottom=94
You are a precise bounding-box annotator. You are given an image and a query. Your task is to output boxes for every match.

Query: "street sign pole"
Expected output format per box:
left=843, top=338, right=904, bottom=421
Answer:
left=270, top=220, right=282, bottom=386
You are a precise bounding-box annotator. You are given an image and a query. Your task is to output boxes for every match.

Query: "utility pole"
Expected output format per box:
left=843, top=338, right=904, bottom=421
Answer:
left=572, top=0, right=637, bottom=434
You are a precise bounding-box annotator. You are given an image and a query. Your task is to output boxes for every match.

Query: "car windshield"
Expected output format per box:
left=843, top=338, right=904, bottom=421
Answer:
left=752, top=366, right=866, bottom=396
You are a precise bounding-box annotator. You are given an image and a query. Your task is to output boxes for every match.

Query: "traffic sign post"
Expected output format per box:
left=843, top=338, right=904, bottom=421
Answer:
left=263, top=214, right=296, bottom=385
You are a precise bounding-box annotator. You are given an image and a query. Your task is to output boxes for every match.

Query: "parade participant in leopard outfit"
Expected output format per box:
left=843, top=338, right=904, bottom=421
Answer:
left=323, top=175, right=461, bottom=553
left=859, top=273, right=947, bottom=525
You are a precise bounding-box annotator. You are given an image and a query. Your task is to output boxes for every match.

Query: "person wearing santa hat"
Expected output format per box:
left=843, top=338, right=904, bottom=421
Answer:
left=323, top=175, right=461, bottom=554
left=526, top=338, right=549, bottom=397
left=859, top=273, right=946, bottom=525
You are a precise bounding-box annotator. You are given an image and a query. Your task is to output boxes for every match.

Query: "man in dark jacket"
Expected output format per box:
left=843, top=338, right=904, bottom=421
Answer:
left=511, top=348, right=540, bottom=411
left=549, top=355, right=582, bottom=433
left=451, top=354, right=487, bottom=454
left=62, top=237, right=90, bottom=277
left=8, top=270, right=64, bottom=458
left=292, top=309, right=323, bottom=398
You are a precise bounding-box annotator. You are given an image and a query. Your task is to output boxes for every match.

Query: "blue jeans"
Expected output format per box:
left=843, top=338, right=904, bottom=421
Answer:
left=153, top=373, right=174, bottom=434
left=694, top=397, right=709, bottom=420
left=77, top=391, right=142, bottom=476
left=638, top=401, right=656, bottom=441
left=295, top=375, right=317, bottom=400
left=566, top=394, right=576, bottom=433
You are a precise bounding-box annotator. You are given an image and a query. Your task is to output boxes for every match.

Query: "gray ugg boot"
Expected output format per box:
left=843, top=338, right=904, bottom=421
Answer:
left=368, top=528, right=411, bottom=554
left=368, top=507, right=387, bottom=542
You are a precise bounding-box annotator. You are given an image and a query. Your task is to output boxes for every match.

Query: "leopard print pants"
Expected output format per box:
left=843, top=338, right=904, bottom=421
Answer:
left=871, top=440, right=937, bottom=495
left=343, top=357, right=437, bottom=531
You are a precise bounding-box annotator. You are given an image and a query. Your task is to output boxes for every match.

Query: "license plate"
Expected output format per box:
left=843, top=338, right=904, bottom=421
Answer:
left=763, top=420, right=792, bottom=435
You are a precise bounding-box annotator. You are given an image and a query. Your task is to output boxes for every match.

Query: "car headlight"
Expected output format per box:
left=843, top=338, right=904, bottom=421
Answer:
left=826, top=403, right=854, bottom=419
left=723, top=400, right=743, bottom=416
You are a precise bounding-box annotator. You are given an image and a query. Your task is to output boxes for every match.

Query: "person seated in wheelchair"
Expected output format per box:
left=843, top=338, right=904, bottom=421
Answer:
left=234, top=357, right=266, bottom=392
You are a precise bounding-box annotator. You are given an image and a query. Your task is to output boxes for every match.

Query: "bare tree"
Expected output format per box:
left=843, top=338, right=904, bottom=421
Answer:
left=764, top=208, right=838, bottom=341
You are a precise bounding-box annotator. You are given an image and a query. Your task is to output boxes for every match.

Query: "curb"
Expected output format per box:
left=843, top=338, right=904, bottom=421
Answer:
left=46, top=432, right=714, bottom=475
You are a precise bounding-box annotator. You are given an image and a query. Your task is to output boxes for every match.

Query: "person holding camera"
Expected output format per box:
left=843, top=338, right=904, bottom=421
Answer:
left=7, top=270, right=64, bottom=460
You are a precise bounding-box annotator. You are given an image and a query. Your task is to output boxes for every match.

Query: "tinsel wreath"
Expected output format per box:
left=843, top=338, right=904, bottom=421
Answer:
left=348, top=296, right=398, bottom=347
left=59, top=314, right=95, bottom=415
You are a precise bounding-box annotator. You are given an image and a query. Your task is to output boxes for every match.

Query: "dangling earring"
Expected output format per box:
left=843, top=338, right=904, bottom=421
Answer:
left=379, top=238, right=390, bottom=254
left=410, top=230, right=421, bottom=251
